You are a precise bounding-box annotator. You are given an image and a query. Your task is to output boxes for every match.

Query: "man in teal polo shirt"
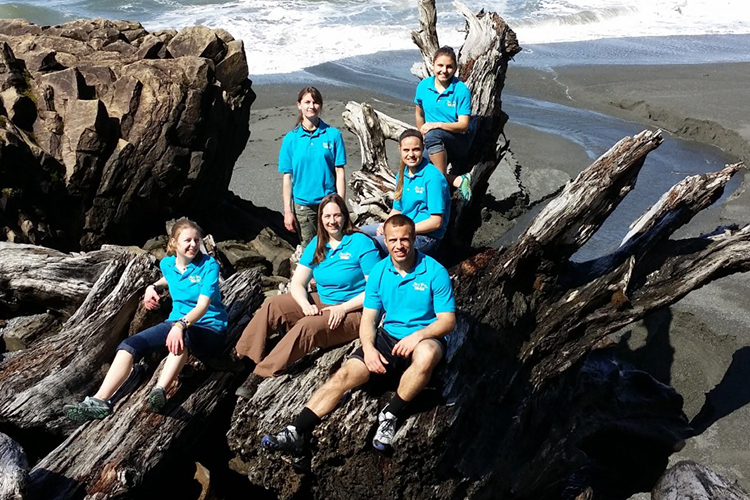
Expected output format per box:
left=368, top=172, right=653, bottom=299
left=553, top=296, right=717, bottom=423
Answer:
left=261, top=214, right=456, bottom=454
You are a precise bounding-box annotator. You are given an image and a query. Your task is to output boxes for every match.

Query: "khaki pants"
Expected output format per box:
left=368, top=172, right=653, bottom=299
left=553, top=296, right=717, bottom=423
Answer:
left=235, top=293, right=362, bottom=377
left=294, top=203, right=319, bottom=247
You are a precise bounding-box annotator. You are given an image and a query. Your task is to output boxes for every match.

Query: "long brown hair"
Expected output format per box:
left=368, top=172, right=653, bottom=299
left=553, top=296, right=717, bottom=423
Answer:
left=296, top=86, right=323, bottom=126
left=313, top=194, right=357, bottom=264
left=393, top=129, right=424, bottom=201
left=166, top=218, right=204, bottom=257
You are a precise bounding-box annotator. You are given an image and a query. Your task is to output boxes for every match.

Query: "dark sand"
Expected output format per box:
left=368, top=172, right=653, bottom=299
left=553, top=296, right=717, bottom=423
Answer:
left=230, top=61, right=750, bottom=494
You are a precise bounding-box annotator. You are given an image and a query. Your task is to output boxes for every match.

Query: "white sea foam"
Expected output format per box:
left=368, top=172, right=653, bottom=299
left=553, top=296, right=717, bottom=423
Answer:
left=7, top=0, right=750, bottom=74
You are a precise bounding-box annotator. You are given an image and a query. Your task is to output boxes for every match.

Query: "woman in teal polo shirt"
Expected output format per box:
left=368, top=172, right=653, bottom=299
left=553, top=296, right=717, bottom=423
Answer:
left=235, top=194, right=380, bottom=379
left=63, top=218, right=229, bottom=422
left=280, top=86, right=347, bottom=247
left=361, top=129, right=450, bottom=256
left=415, top=46, right=476, bottom=201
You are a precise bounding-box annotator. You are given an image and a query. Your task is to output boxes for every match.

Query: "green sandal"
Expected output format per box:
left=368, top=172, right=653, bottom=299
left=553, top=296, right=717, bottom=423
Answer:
left=457, top=172, right=473, bottom=202
left=148, top=386, right=167, bottom=413
left=63, top=396, right=112, bottom=423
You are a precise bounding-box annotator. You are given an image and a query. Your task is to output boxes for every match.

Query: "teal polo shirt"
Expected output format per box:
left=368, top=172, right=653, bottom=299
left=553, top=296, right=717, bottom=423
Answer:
left=161, top=253, right=228, bottom=332
left=299, top=232, right=381, bottom=305
left=364, top=252, right=455, bottom=339
left=414, top=75, right=472, bottom=124
left=278, top=119, right=346, bottom=206
left=393, top=159, right=450, bottom=239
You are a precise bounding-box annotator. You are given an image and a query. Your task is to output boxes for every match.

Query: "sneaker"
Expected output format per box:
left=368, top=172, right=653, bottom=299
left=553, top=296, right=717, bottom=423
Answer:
left=457, top=172, right=473, bottom=202
left=147, top=386, right=167, bottom=413
left=63, top=396, right=112, bottom=423
left=372, top=410, right=398, bottom=452
left=261, top=425, right=306, bottom=455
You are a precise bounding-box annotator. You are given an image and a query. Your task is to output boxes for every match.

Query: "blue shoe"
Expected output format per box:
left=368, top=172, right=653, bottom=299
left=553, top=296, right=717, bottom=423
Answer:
left=261, top=425, right=306, bottom=455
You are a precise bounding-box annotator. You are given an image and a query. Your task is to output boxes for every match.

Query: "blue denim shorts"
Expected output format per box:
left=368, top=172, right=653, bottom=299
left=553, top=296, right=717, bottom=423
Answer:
left=117, top=321, right=227, bottom=362
left=423, top=117, right=478, bottom=168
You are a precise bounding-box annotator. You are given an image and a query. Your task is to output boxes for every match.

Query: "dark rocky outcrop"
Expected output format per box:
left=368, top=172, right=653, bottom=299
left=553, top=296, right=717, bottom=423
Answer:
left=0, top=18, right=274, bottom=251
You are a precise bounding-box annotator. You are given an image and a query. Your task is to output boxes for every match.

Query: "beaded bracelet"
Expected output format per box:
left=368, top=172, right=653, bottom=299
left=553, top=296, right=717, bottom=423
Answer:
left=177, top=318, right=191, bottom=330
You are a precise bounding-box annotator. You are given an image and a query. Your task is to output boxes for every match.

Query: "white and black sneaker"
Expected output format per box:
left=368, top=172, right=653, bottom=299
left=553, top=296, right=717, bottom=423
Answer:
left=372, top=410, right=398, bottom=452
left=261, top=425, right=306, bottom=455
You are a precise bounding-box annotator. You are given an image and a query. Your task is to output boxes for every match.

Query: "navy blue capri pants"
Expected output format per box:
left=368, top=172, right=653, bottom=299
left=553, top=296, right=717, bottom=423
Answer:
left=117, top=321, right=226, bottom=362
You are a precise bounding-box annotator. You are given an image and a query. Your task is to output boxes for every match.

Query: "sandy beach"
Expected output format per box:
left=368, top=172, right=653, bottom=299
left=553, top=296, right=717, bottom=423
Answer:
left=230, top=59, right=750, bottom=494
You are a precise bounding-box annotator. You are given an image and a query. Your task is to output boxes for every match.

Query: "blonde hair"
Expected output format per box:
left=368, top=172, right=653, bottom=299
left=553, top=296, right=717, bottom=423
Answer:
left=166, top=218, right=204, bottom=256
left=394, top=129, right=424, bottom=201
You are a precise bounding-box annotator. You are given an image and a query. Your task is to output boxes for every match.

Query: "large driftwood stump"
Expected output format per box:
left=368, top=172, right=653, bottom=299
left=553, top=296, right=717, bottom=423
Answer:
left=0, top=251, right=159, bottom=434
left=227, top=129, right=749, bottom=498
left=27, top=269, right=263, bottom=499
left=344, top=0, right=521, bottom=256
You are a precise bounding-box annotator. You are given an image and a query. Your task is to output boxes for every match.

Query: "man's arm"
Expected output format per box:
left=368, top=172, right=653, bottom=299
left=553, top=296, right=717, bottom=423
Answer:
left=360, top=307, right=388, bottom=374
left=391, top=311, right=455, bottom=358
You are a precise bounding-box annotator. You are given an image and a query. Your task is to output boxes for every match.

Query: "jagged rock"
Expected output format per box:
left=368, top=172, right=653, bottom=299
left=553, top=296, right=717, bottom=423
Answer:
left=0, top=19, right=257, bottom=250
left=248, top=227, right=294, bottom=277
left=216, top=240, right=272, bottom=275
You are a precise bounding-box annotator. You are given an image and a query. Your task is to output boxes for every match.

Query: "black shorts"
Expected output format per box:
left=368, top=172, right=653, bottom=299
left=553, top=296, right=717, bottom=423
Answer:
left=350, top=327, right=447, bottom=378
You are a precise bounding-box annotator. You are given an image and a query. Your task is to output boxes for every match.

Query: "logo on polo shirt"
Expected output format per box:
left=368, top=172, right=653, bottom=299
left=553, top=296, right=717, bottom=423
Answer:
left=446, top=100, right=456, bottom=107
left=413, top=282, right=427, bottom=292
left=339, top=252, right=351, bottom=260
left=323, top=142, right=332, bottom=149
left=414, top=186, right=424, bottom=194
left=189, top=275, right=202, bottom=283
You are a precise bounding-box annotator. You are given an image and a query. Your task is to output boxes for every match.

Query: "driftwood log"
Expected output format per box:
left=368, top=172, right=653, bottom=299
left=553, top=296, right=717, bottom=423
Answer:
left=344, top=0, right=521, bottom=256
left=0, top=243, right=123, bottom=317
left=0, top=432, right=27, bottom=500
left=226, top=127, right=750, bottom=498
left=27, top=269, right=262, bottom=499
left=652, top=461, right=750, bottom=500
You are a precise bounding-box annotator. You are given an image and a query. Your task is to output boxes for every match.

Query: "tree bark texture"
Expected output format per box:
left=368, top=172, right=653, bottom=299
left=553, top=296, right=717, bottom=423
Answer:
left=0, top=243, right=123, bottom=317
left=227, top=129, right=749, bottom=499
left=652, top=461, right=750, bottom=500
left=345, top=0, right=521, bottom=254
left=24, top=269, right=262, bottom=499
left=0, top=432, right=28, bottom=500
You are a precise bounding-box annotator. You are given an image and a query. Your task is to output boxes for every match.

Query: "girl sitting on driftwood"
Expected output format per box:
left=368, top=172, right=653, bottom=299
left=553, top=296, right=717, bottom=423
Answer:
left=361, top=129, right=451, bottom=257
left=63, top=218, right=228, bottom=422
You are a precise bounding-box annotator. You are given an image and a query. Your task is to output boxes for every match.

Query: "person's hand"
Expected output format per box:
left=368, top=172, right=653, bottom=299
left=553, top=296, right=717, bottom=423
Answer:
left=322, top=304, right=347, bottom=329
left=420, top=122, right=438, bottom=135
left=301, top=302, right=320, bottom=317
left=392, top=331, right=424, bottom=358
left=143, top=285, right=160, bottom=310
left=375, top=223, right=385, bottom=236
left=363, top=345, right=388, bottom=374
left=166, top=325, right=184, bottom=355
left=284, top=211, right=296, bottom=233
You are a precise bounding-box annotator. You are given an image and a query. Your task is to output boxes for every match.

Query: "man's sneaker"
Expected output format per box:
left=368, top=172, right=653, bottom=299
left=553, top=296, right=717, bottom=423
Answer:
left=147, top=386, right=167, bottom=413
left=63, top=396, right=112, bottom=423
left=457, top=172, right=473, bottom=202
left=261, top=425, right=306, bottom=455
left=372, top=410, right=398, bottom=452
